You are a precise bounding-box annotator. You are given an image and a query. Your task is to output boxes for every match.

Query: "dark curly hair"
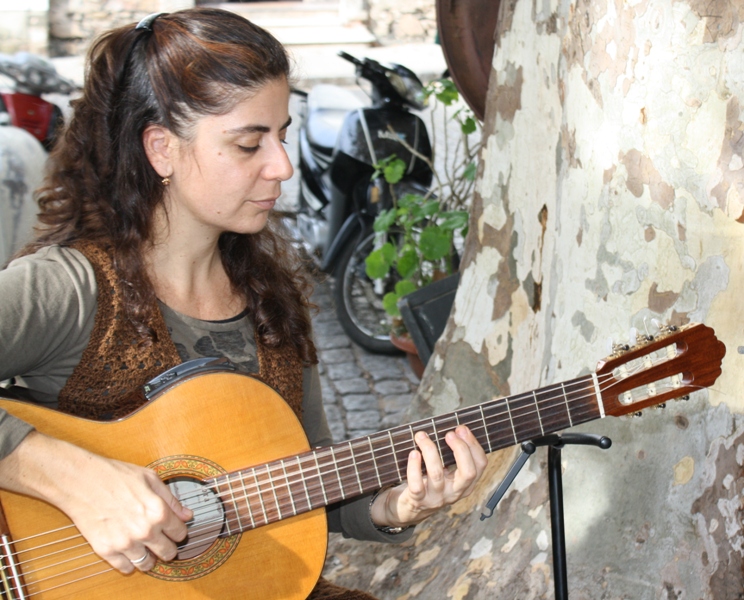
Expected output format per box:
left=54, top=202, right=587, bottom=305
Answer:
left=25, top=8, right=317, bottom=365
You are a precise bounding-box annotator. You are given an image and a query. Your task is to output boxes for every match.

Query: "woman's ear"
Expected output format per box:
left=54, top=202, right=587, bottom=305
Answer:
left=142, top=125, right=176, bottom=178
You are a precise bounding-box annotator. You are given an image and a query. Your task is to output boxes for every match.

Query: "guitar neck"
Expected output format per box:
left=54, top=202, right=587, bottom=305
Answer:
left=208, top=374, right=601, bottom=535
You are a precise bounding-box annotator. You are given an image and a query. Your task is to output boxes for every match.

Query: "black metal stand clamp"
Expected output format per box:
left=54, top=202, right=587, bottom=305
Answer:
left=480, top=433, right=612, bottom=600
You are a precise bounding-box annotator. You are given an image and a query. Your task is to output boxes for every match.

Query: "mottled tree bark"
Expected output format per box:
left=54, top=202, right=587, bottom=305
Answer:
left=325, top=1, right=744, bottom=598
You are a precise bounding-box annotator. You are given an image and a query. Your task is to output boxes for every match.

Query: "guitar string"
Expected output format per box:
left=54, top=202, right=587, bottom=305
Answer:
left=10, top=365, right=687, bottom=592
left=10, top=369, right=621, bottom=554
left=151, top=358, right=682, bottom=527
left=7, top=361, right=691, bottom=592
left=5, top=377, right=699, bottom=599
left=8, top=376, right=692, bottom=600
left=14, top=343, right=678, bottom=552
left=8, top=381, right=620, bottom=584
left=7, top=355, right=683, bottom=581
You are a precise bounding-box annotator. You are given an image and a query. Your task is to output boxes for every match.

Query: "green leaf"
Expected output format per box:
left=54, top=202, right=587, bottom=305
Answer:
left=365, top=242, right=396, bottom=279
left=439, top=210, right=469, bottom=231
left=435, top=79, right=459, bottom=106
left=463, top=161, right=477, bottom=182
left=383, top=158, right=406, bottom=184
left=383, top=291, right=401, bottom=316
left=398, top=193, right=422, bottom=209
left=396, top=248, right=419, bottom=279
left=421, top=200, right=440, bottom=217
left=461, top=116, right=477, bottom=135
left=419, top=226, right=452, bottom=261
left=395, top=279, right=418, bottom=297
left=373, top=208, right=397, bottom=233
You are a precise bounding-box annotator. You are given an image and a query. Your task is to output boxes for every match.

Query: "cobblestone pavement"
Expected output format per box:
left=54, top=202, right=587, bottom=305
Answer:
left=310, top=277, right=420, bottom=442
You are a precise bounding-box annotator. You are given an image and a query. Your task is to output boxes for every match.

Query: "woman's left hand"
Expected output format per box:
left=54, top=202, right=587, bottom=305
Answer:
left=369, top=425, right=488, bottom=528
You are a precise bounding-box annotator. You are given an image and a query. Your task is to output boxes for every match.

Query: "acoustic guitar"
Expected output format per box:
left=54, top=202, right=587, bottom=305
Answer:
left=0, top=322, right=725, bottom=599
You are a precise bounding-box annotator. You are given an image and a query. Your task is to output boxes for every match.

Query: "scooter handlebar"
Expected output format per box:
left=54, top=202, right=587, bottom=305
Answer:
left=337, top=51, right=364, bottom=66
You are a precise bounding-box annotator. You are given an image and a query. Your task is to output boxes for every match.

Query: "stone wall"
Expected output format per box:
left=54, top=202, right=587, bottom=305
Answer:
left=4, top=0, right=437, bottom=58
left=367, top=0, right=437, bottom=44
left=48, top=0, right=194, bottom=57
left=0, top=0, right=49, bottom=56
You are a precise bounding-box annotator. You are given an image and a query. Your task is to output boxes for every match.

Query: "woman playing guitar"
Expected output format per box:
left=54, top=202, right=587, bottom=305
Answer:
left=0, top=9, right=487, bottom=599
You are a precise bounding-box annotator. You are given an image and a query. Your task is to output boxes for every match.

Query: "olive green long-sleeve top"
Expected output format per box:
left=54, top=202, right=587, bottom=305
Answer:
left=0, top=245, right=410, bottom=542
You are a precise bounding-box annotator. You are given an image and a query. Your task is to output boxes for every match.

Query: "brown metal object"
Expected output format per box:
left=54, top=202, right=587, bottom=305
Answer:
left=436, top=0, right=501, bottom=121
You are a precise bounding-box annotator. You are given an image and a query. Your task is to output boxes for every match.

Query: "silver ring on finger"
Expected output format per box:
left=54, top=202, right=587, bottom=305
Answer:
left=131, top=550, right=150, bottom=565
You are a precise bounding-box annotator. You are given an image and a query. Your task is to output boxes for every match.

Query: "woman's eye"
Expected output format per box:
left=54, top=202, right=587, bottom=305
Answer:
left=281, top=139, right=289, bottom=146
left=238, top=145, right=259, bottom=153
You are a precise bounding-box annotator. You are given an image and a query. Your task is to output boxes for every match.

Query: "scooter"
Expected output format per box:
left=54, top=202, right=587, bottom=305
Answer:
left=0, top=52, right=77, bottom=150
left=292, top=51, right=433, bottom=354
left=0, top=52, right=77, bottom=265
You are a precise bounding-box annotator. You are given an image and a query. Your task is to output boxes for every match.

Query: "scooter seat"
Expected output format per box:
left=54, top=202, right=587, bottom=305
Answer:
left=306, top=84, right=366, bottom=150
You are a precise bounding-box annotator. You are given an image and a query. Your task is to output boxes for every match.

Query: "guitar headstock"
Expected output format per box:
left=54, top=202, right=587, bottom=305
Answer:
left=596, top=323, right=725, bottom=417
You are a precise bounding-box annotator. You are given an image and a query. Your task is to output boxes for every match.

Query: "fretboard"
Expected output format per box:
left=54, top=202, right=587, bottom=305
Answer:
left=204, top=373, right=602, bottom=535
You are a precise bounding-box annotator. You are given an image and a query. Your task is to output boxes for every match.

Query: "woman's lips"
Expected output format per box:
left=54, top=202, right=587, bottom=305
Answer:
left=250, top=198, right=277, bottom=210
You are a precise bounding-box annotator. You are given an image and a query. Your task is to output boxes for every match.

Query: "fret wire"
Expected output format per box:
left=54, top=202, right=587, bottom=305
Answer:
left=503, top=396, right=519, bottom=445
left=265, top=464, right=282, bottom=521
left=348, top=441, right=363, bottom=495
left=387, top=430, right=403, bottom=481
left=253, top=469, right=268, bottom=525
left=313, top=452, right=329, bottom=505
left=329, top=446, right=346, bottom=500
left=280, top=460, right=297, bottom=516
left=298, top=455, right=313, bottom=512
left=510, top=392, right=549, bottom=440
left=431, top=418, right=443, bottom=462
left=368, top=437, right=383, bottom=488
left=237, top=471, right=255, bottom=529
left=560, top=382, right=574, bottom=427
left=225, top=476, right=243, bottom=533
left=213, top=480, right=232, bottom=536
left=298, top=455, right=320, bottom=510
left=478, top=405, right=493, bottom=452
left=532, top=391, right=545, bottom=435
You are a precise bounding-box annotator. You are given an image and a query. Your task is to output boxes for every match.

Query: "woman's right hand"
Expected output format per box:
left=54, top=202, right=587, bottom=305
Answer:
left=0, top=431, right=192, bottom=573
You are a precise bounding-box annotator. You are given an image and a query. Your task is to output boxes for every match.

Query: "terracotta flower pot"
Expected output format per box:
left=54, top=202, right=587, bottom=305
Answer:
left=390, top=332, right=425, bottom=379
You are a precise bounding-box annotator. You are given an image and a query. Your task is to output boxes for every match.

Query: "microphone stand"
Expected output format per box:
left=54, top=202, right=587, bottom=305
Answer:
left=480, top=433, right=612, bottom=600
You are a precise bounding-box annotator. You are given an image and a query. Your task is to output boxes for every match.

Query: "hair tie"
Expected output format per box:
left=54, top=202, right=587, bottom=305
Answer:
left=136, top=12, right=167, bottom=32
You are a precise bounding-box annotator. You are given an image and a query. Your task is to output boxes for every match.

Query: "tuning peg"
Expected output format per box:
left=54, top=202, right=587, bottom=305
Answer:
left=633, top=411, right=643, bottom=418
left=628, top=327, right=638, bottom=346
left=612, top=341, right=631, bottom=354
left=654, top=403, right=666, bottom=410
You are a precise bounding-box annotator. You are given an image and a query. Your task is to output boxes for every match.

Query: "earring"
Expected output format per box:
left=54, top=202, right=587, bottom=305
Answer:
left=162, top=176, right=171, bottom=186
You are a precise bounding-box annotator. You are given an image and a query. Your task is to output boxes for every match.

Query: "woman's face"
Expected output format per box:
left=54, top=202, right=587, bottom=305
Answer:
left=163, top=78, right=293, bottom=236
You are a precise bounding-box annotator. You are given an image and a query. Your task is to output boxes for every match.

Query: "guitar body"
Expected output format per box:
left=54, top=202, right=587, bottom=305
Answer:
left=0, top=322, right=726, bottom=599
left=0, top=372, right=328, bottom=599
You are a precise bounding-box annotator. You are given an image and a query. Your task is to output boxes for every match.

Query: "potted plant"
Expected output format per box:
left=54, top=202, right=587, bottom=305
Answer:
left=363, top=78, right=481, bottom=375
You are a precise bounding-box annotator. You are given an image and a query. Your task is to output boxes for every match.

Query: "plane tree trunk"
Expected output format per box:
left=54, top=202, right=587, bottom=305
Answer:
left=325, top=1, right=743, bottom=598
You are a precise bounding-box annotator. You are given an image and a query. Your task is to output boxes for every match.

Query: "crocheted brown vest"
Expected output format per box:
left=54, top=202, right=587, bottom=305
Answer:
left=57, top=242, right=376, bottom=600
left=57, top=241, right=304, bottom=420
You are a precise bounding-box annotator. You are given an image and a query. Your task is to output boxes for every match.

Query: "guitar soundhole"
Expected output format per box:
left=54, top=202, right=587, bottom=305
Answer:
left=168, top=478, right=225, bottom=560
left=147, top=454, right=240, bottom=582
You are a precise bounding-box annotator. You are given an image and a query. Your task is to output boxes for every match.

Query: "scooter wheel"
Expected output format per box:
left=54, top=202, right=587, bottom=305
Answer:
left=332, top=230, right=401, bottom=355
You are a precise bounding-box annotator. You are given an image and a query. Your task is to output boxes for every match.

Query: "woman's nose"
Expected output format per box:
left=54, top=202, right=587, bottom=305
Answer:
left=266, top=142, right=294, bottom=182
